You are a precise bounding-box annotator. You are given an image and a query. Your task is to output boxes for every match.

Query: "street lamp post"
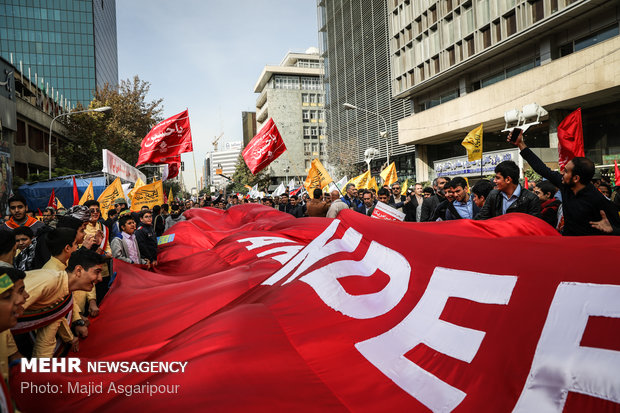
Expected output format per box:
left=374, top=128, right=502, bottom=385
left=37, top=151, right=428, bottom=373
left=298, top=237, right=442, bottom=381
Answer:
left=48, top=106, right=112, bottom=179
left=343, top=103, right=390, bottom=165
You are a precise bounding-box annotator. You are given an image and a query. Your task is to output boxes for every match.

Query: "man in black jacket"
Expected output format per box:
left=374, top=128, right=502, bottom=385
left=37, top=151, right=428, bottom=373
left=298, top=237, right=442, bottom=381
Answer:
left=420, top=177, right=448, bottom=222
left=510, top=130, right=620, bottom=235
left=475, top=160, right=540, bottom=220
left=135, top=209, right=158, bottom=263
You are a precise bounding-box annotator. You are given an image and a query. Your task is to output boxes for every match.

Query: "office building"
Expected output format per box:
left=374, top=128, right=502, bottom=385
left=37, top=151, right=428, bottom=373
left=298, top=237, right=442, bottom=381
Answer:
left=391, top=0, right=619, bottom=181
left=0, top=0, right=118, bottom=108
left=318, top=0, right=415, bottom=180
left=254, top=48, right=327, bottom=184
left=208, top=141, right=242, bottom=190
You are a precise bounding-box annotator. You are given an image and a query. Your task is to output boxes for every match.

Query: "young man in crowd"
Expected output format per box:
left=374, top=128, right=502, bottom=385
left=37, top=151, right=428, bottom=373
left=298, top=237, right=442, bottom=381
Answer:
left=471, top=179, right=494, bottom=209
left=511, top=130, right=619, bottom=235
left=534, top=180, right=562, bottom=228
left=278, top=194, right=290, bottom=213
left=445, top=177, right=480, bottom=220
left=475, top=160, right=541, bottom=220
left=13, top=226, right=36, bottom=271
left=111, top=215, right=150, bottom=266
left=16, top=249, right=107, bottom=357
left=135, top=209, right=158, bottom=264
left=2, top=195, right=45, bottom=236
left=288, top=195, right=306, bottom=218
left=307, top=189, right=330, bottom=217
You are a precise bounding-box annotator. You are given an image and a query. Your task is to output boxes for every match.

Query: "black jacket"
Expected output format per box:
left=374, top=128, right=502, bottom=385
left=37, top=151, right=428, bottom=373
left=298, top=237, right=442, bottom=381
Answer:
left=475, top=187, right=541, bottom=220
left=420, top=194, right=444, bottom=222
left=135, top=223, right=157, bottom=262
left=521, top=147, right=620, bottom=235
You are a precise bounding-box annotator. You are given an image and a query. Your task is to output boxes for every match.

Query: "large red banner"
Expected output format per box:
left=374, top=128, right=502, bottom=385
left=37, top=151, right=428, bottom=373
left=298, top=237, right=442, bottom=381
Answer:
left=12, top=206, right=620, bottom=412
left=136, top=110, right=193, bottom=166
left=242, top=118, right=286, bottom=174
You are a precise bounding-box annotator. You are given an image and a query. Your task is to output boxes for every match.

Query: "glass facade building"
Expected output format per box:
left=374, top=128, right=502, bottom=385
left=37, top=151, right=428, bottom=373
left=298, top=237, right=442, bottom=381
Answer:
left=0, top=0, right=118, bottom=107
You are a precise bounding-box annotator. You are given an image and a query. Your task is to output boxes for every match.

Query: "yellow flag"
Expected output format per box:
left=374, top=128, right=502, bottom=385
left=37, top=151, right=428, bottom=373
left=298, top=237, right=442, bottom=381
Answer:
left=380, top=162, right=398, bottom=187
left=168, top=188, right=174, bottom=205
left=97, top=177, right=125, bottom=220
left=56, top=198, right=64, bottom=209
left=127, top=178, right=145, bottom=202
left=401, top=179, right=408, bottom=196
left=464, top=177, right=470, bottom=192
left=304, top=159, right=333, bottom=198
left=130, top=180, right=164, bottom=212
left=461, top=123, right=483, bottom=161
left=78, top=181, right=95, bottom=205
left=348, top=170, right=371, bottom=190
left=368, top=177, right=379, bottom=192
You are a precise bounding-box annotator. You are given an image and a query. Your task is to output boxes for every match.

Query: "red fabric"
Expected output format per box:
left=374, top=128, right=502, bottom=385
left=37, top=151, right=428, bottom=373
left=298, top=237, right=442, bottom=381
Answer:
left=524, top=176, right=528, bottom=189
left=164, top=156, right=181, bottom=180
left=47, top=189, right=56, bottom=208
left=136, top=110, right=193, bottom=166
left=557, top=108, right=584, bottom=170
left=615, top=160, right=619, bottom=186
left=72, top=176, right=79, bottom=206
left=12, top=206, right=620, bottom=413
left=242, top=118, right=286, bottom=174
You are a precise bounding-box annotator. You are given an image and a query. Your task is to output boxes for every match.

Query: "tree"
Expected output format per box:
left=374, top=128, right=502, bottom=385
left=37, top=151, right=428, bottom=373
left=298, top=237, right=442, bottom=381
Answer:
left=229, top=153, right=270, bottom=194
left=56, top=76, right=164, bottom=175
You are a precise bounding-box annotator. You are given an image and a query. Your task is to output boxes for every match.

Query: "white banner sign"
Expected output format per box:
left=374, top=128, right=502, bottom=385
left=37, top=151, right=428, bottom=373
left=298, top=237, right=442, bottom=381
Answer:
left=102, top=149, right=146, bottom=183
left=371, top=201, right=406, bottom=222
left=434, top=148, right=519, bottom=178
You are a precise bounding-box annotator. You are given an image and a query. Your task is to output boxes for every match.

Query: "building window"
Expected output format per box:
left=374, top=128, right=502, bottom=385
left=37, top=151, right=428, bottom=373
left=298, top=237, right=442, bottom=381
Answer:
left=302, top=110, right=310, bottom=122
left=505, top=13, right=517, bottom=37
left=304, top=143, right=311, bottom=156
left=448, top=47, right=456, bottom=66
left=274, top=75, right=299, bottom=89
left=301, top=77, right=321, bottom=90
left=15, top=120, right=26, bottom=145
left=302, top=93, right=310, bottom=105
left=311, top=126, right=318, bottom=137
left=494, top=20, right=502, bottom=43
left=559, top=25, right=619, bottom=57
left=320, top=143, right=326, bottom=155
left=465, top=36, right=475, bottom=57
left=28, top=125, right=45, bottom=152
left=309, top=94, right=318, bottom=105
left=305, top=160, right=311, bottom=170
left=303, top=126, right=311, bottom=138
left=481, top=26, right=491, bottom=49
left=318, top=111, right=325, bottom=122
left=531, top=0, right=544, bottom=23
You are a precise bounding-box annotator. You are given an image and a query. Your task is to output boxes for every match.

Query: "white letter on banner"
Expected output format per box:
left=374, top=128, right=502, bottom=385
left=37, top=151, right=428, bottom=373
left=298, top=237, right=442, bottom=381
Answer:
left=514, top=282, right=620, bottom=413
left=262, top=220, right=362, bottom=286
left=237, top=237, right=303, bottom=264
left=355, top=267, right=517, bottom=412
left=299, top=241, right=410, bottom=319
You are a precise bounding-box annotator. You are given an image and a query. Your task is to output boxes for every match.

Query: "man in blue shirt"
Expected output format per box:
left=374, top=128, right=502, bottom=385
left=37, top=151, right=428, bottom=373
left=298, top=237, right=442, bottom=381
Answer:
left=445, top=177, right=479, bottom=220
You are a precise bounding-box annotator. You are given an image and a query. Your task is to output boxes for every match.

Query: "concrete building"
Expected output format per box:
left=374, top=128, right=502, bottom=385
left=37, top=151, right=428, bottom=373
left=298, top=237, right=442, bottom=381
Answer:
left=390, top=0, right=620, bottom=181
left=254, top=48, right=327, bottom=184
left=318, top=0, right=414, bottom=179
left=0, top=0, right=119, bottom=107
left=207, top=141, right=242, bottom=190
left=241, top=111, right=257, bottom=147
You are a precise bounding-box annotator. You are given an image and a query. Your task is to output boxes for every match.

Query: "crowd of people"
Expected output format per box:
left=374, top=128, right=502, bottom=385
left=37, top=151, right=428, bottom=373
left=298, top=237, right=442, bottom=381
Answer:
left=0, top=141, right=617, bottom=408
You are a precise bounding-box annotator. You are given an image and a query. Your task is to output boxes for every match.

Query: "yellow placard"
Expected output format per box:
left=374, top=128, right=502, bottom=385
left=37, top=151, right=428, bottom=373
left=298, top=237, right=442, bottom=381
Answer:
left=303, top=159, right=333, bottom=198
left=97, top=177, right=125, bottom=220
left=130, top=180, right=164, bottom=212
left=461, top=123, right=483, bottom=161
left=78, top=181, right=94, bottom=205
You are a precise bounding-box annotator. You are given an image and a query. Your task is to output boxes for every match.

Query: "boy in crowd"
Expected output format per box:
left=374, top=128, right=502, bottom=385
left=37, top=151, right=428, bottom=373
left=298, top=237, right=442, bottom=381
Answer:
left=2, top=195, right=45, bottom=236
left=111, top=215, right=150, bottom=266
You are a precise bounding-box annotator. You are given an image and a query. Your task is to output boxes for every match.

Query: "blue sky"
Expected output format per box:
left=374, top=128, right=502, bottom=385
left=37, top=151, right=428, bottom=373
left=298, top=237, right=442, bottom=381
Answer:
left=117, top=1, right=319, bottom=190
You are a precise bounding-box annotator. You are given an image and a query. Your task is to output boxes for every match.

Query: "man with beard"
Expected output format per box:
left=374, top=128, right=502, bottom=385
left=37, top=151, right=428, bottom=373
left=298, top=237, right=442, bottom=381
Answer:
left=511, top=130, right=620, bottom=235
left=2, top=195, right=45, bottom=236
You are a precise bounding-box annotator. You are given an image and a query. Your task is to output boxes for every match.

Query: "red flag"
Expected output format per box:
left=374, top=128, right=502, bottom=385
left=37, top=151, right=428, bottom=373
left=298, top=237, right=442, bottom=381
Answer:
left=47, top=189, right=56, bottom=208
left=72, top=176, right=79, bottom=206
left=242, top=118, right=286, bottom=174
left=615, top=160, right=620, bottom=186
left=524, top=176, right=529, bottom=189
left=557, top=108, right=584, bottom=170
left=136, top=110, right=193, bottom=166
